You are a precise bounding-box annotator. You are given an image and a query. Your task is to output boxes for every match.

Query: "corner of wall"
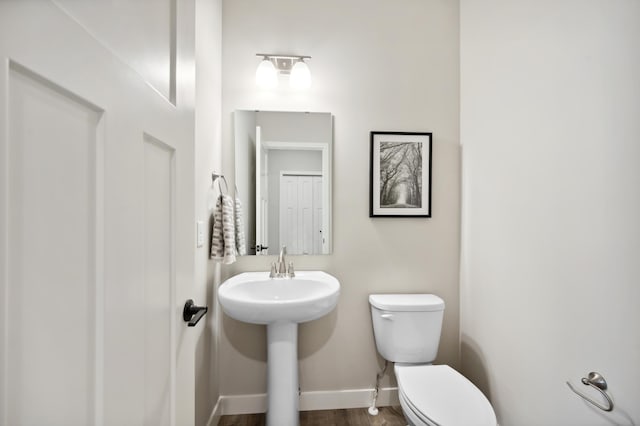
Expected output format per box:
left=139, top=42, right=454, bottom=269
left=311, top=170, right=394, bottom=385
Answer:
left=195, top=0, right=223, bottom=425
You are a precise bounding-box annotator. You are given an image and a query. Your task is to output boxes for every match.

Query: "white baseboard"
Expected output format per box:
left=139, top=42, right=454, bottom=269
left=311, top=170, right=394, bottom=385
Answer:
left=299, top=387, right=399, bottom=411
left=206, top=397, right=223, bottom=426
left=215, top=387, right=399, bottom=416
left=221, top=393, right=268, bottom=415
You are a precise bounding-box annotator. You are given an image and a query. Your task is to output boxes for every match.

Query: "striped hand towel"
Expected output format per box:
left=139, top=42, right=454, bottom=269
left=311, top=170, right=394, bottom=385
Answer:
left=210, top=194, right=236, bottom=264
left=234, top=195, right=246, bottom=256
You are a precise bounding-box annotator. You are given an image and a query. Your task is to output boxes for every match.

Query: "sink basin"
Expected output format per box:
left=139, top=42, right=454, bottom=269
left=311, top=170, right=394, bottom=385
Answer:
left=218, top=271, right=340, bottom=324
left=218, top=270, right=340, bottom=426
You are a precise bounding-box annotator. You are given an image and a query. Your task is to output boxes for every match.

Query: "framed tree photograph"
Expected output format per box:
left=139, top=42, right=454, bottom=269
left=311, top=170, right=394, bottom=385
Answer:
left=370, top=131, right=432, bottom=217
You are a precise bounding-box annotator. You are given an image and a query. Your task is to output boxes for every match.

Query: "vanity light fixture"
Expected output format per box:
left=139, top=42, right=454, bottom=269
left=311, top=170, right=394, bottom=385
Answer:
left=255, top=54, right=312, bottom=89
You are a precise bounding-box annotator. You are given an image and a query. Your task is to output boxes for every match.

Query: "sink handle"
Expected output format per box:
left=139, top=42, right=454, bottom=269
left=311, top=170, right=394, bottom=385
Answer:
left=183, top=299, right=208, bottom=327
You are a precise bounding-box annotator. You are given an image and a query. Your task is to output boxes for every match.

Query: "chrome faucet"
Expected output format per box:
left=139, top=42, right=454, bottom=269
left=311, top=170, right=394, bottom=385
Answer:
left=277, top=245, right=287, bottom=274
left=269, top=245, right=295, bottom=278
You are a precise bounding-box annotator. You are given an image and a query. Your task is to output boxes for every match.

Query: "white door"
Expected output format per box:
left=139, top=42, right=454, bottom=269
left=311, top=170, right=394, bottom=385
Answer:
left=255, top=126, right=269, bottom=255
left=299, top=176, right=314, bottom=255
left=279, top=174, right=322, bottom=255
left=312, top=176, right=323, bottom=254
left=0, top=2, right=197, bottom=425
left=280, top=174, right=300, bottom=254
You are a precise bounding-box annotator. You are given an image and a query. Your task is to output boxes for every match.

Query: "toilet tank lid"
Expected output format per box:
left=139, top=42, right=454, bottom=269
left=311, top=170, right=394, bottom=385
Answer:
left=369, top=294, right=445, bottom=312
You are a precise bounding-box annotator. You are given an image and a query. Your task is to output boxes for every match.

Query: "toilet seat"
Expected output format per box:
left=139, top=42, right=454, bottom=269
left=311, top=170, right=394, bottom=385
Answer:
left=395, top=364, right=497, bottom=426
left=398, top=386, right=438, bottom=426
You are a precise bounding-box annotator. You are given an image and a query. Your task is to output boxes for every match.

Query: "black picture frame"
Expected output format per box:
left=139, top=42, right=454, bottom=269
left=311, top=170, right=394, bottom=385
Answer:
left=369, top=131, right=432, bottom=218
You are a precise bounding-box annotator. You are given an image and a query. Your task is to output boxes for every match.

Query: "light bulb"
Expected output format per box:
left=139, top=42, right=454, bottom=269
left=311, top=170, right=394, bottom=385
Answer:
left=255, top=57, right=278, bottom=88
left=289, top=60, right=311, bottom=89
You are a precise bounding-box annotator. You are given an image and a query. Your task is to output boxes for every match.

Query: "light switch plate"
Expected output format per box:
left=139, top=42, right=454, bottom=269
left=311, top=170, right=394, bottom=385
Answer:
left=196, top=221, right=205, bottom=248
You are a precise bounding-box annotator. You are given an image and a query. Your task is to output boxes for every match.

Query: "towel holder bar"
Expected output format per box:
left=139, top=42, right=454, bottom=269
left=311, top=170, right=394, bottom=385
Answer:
left=566, top=371, right=614, bottom=412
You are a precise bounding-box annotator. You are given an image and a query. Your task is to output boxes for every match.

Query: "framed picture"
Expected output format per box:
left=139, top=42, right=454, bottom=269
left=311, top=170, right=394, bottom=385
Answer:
left=370, top=131, right=432, bottom=217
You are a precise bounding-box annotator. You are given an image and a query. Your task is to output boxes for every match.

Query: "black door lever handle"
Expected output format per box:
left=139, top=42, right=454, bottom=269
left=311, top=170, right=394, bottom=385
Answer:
left=183, top=299, right=208, bottom=327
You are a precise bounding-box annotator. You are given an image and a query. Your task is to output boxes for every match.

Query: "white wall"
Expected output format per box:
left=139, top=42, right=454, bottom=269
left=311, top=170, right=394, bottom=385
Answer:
left=219, top=0, right=460, bottom=406
left=460, top=1, right=640, bottom=425
left=194, top=0, right=222, bottom=424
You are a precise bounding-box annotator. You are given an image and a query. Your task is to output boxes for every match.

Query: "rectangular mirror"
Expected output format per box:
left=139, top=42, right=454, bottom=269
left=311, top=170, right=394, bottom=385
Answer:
left=234, top=110, right=333, bottom=255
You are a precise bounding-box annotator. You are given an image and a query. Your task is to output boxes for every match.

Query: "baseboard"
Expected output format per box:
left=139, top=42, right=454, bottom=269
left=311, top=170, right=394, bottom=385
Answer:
left=299, top=387, right=399, bottom=411
left=217, top=387, right=399, bottom=416
left=220, top=393, right=268, bottom=415
left=206, top=397, right=223, bottom=426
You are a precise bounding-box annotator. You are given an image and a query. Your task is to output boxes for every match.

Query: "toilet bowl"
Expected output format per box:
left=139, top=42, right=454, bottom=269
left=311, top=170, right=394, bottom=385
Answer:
left=369, top=294, right=496, bottom=426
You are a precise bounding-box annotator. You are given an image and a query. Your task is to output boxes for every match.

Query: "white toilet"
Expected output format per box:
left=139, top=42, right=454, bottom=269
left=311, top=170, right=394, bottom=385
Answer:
left=369, top=294, right=497, bottom=426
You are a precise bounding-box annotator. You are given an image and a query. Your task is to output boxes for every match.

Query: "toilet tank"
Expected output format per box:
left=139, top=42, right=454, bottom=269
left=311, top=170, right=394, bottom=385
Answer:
left=369, top=294, right=445, bottom=363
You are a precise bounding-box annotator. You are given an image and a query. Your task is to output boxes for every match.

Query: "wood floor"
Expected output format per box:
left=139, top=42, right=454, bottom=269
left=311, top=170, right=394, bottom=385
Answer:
left=218, top=406, right=406, bottom=426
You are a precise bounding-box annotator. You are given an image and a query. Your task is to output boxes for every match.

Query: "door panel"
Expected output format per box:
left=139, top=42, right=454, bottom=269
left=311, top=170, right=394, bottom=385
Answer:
left=279, top=174, right=322, bottom=255
left=0, top=1, right=195, bottom=425
left=6, top=62, right=103, bottom=426
left=55, top=0, right=176, bottom=104
left=255, top=126, right=269, bottom=255
left=313, top=176, right=323, bottom=254
left=143, top=135, right=175, bottom=426
left=280, top=174, right=298, bottom=254
left=299, top=176, right=313, bottom=255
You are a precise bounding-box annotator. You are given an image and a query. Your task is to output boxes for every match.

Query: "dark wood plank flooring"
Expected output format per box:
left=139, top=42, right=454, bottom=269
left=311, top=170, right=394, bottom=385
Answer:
left=218, top=406, right=405, bottom=426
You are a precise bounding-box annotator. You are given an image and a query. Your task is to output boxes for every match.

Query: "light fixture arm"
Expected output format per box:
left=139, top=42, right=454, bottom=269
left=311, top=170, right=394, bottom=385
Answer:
left=255, top=54, right=312, bottom=60
left=255, top=54, right=311, bottom=74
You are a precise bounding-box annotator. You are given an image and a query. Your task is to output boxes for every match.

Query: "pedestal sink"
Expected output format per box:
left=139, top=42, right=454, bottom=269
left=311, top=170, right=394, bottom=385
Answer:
left=218, top=271, right=340, bottom=426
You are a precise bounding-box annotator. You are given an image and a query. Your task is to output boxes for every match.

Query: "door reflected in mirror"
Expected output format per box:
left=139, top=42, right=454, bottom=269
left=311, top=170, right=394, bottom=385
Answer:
left=234, top=110, right=333, bottom=255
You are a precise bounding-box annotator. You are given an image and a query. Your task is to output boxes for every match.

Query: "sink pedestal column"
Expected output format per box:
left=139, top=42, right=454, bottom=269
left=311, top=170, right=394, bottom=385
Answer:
left=266, top=322, right=299, bottom=426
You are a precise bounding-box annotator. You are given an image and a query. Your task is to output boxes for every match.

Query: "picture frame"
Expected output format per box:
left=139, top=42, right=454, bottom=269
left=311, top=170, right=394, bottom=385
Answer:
left=370, top=131, right=432, bottom=217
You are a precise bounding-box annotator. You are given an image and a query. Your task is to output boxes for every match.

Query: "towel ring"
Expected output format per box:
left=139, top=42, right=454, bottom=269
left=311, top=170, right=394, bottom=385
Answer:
left=212, top=173, right=229, bottom=195
left=566, top=372, right=614, bottom=412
